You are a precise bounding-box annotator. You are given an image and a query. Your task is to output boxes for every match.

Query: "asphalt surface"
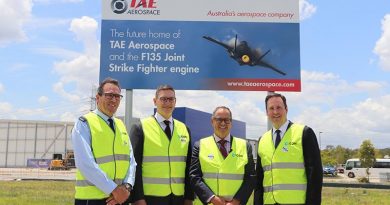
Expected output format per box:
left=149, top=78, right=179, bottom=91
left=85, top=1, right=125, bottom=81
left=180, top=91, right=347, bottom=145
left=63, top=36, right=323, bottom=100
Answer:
left=0, top=168, right=76, bottom=181
left=1, top=168, right=389, bottom=186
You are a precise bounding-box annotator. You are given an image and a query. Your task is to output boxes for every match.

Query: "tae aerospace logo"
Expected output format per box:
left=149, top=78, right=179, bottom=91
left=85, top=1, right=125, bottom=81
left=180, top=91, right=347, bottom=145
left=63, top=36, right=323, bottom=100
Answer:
left=111, top=0, right=128, bottom=14
left=111, top=0, right=160, bottom=15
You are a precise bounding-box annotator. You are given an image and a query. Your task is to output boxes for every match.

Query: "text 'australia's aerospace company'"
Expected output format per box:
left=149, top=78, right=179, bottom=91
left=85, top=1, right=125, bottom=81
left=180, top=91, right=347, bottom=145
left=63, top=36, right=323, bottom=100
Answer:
left=207, top=10, right=295, bottom=19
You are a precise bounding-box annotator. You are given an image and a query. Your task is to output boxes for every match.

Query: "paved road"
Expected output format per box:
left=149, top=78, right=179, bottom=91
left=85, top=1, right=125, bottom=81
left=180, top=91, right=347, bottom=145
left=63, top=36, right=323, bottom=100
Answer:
left=0, top=168, right=76, bottom=181
left=323, top=172, right=389, bottom=184
left=1, top=168, right=388, bottom=185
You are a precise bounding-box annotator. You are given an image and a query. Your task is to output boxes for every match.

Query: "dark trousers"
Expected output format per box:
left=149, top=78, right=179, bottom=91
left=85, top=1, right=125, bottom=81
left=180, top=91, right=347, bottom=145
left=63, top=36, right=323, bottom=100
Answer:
left=140, top=194, right=184, bottom=205
left=75, top=199, right=108, bottom=205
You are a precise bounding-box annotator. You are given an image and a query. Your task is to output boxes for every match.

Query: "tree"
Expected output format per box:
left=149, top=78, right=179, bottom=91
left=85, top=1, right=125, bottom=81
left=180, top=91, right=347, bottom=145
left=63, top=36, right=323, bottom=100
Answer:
left=358, top=140, right=376, bottom=182
left=320, top=145, right=355, bottom=166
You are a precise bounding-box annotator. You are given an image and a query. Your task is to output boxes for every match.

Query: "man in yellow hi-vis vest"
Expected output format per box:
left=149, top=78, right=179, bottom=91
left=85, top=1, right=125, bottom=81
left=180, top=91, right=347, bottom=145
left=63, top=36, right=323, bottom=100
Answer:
left=190, top=106, right=255, bottom=205
left=254, top=93, right=323, bottom=205
left=72, top=77, right=136, bottom=205
left=129, top=85, right=194, bottom=205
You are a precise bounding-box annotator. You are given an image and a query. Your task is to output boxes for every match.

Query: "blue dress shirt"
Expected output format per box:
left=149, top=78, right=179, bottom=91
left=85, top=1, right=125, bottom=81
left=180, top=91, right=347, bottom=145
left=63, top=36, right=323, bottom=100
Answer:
left=72, top=109, right=136, bottom=195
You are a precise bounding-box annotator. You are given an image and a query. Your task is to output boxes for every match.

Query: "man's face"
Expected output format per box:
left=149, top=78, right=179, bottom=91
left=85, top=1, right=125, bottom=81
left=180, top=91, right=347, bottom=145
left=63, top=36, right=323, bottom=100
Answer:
left=154, top=89, right=176, bottom=119
left=266, top=96, right=288, bottom=129
left=211, top=108, right=232, bottom=139
left=96, top=83, right=122, bottom=117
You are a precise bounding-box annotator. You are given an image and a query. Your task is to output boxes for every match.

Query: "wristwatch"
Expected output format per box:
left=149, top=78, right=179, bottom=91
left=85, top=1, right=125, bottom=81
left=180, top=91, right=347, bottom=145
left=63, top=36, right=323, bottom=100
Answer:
left=123, top=183, right=132, bottom=192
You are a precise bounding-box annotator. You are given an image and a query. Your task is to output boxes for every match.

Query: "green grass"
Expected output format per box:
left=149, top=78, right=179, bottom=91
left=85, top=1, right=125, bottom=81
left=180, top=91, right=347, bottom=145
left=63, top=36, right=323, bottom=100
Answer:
left=0, top=180, right=389, bottom=205
left=0, top=180, right=74, bottom=205
left=322, top=187, right=390, bottom=205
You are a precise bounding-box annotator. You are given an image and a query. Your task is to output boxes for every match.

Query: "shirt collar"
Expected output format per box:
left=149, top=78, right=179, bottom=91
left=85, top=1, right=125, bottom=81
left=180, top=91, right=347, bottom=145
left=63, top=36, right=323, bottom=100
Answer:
left=154, top=112, right=173, bottom=124
left=94, top=109, right=111, bottom=123
left=273, top=120, right=290, bottom=135
left=213, top=134, right=231, bottom=143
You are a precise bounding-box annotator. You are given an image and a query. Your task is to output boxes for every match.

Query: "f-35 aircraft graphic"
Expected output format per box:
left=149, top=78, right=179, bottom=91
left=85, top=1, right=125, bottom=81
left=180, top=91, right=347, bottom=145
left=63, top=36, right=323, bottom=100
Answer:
left=203, top=35, right=286, bottom=75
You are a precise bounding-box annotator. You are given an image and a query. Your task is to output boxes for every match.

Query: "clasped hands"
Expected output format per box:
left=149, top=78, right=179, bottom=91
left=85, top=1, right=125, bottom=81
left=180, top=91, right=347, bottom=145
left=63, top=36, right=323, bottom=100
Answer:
left=211, top=196, right=240, bottom=205
left=105, top=184, right=130, bottom=205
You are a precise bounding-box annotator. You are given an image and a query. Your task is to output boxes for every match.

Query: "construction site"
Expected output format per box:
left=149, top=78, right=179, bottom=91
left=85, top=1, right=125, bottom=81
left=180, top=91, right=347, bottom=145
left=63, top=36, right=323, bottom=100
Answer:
left=0, top=119, right=76, bottom=180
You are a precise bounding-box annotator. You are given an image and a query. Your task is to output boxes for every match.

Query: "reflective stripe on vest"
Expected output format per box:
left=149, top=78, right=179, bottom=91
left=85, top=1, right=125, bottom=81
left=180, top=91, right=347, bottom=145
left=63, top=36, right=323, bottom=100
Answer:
left=198, top=136, right=247, bottom=202
left=257, top=123, right=306, bottom=204
left=75, top=113, right=131, bottom=200
left=143, top=156, right=186, bottom=162
left=141, top=116, right=190, bottom=196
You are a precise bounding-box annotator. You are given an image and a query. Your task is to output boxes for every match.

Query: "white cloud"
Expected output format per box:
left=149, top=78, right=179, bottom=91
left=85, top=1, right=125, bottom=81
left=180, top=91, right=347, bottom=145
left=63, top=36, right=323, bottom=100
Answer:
left=0, top=0, right=32, bottom=46
left=52, top=16, right=100, bottom=102
left=38, top=96, right=49, bottom=104
left=283, top=70, right=390, bottom=148
left=15, top=108, right=46, bottom=118
left=36, top=47, right=82, bottom=59
left=374, top=14, right=390, bottom=71
left=0, top=102, right=12, bottom=114
left=53, top=81, right=81, bottom=102
left=0, top=83, right=4, bottom=93
left=294, top=94, right=390, bottom=149
left=302, top=70, right=339, bottom=82
left=60, top=111, right=80, bottom=122
left=69, top=16, right=100, bottom=55
left=299, top=0, right=317, bottom=21
left=354, top=81, right=387, bottom=92
left=290, top=70, right=351, bottom=106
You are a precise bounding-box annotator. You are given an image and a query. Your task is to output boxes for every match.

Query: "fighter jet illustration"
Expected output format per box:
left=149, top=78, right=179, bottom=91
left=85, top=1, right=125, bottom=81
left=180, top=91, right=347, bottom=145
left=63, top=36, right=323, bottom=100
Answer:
left=203, top=35, right=286, bottom=75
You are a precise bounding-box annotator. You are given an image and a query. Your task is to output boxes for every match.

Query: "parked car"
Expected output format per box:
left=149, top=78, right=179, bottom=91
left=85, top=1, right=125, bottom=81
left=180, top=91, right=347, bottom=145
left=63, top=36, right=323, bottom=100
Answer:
left=337, top=164, right=345, bottom=174
left=323, top=166, right=337, bottom=176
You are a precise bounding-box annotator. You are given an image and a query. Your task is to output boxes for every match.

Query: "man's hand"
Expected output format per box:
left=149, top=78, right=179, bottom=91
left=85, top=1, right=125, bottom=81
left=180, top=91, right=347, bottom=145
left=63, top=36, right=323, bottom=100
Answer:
left=211, top=196, right=226, bottom=205
left=226, top=198, right=240, bottom=205
left=110, top=185, right=130, bottom=204
left=133, top=199, right=147, bottom=205
left=105, top=196, right=119, bottom=205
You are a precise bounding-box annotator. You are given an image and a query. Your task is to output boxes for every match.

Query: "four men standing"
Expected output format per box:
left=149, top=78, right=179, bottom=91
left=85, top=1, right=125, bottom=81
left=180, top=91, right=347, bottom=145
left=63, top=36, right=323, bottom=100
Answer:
left=72, top=78, right=322, bottom=205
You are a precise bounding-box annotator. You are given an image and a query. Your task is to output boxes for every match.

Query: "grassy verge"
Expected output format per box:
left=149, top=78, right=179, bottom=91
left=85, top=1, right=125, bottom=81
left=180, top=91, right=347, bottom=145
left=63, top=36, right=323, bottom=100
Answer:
left=0, top=180, right=74, bottom=205
left=322, top=187, right=390, bottom=205
left=0, top=180, right=389, bottom=205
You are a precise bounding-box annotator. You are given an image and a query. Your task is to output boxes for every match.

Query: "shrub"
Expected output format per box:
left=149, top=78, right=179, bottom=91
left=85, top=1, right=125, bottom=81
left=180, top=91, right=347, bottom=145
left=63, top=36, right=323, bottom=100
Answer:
left=357, top=177, right=369, bottom=183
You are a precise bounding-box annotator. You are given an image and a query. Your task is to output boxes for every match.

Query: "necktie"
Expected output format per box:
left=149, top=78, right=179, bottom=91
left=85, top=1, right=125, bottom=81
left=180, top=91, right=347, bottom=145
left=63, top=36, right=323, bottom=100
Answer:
left=108, top=118, right=115, bottom=133
left=163, top=120, right=172, bottom=140
left=275, top=129, right=281, bottom=148
left=218, top=139, right=228, bottom=158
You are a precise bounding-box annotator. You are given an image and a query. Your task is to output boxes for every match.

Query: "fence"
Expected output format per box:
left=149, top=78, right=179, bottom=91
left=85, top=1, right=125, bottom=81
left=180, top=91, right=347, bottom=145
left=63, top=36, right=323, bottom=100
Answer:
left=0, top=119, right=74, bottom=167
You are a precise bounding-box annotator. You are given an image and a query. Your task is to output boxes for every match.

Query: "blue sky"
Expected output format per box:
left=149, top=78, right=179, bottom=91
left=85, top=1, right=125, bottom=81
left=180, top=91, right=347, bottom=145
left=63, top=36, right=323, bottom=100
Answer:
left=0, top=0, right=389, bottom=149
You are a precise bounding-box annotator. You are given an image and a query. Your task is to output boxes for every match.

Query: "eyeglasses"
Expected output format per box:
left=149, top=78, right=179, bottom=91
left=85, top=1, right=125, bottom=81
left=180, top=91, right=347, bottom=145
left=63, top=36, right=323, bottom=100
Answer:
left=102, top=93, right=123, bottom=100
left=159, top=97, right=176, bottom=103
left=213, top=117, right=232, bottom=124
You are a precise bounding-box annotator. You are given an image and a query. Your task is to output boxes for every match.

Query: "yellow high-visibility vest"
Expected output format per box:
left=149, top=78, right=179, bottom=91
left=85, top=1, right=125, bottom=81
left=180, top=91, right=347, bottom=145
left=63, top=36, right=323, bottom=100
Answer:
left=141, top=116, right=190, bottom=196
left=75, top=112, right=131, bottom=199
left=258, top=123, right=306, bottom=204
left=194, top=136, right=247, bottom=205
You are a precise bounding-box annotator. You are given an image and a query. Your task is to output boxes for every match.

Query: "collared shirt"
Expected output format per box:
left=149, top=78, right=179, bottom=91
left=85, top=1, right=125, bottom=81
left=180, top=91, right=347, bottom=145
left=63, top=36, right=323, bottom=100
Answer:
left=213, top=134, right=231, bottom=153
left=154, top=112, right=173, bottom=136
left=272, top=120, right=290, bottom=145
left=72, top=109, right=136, bottom=195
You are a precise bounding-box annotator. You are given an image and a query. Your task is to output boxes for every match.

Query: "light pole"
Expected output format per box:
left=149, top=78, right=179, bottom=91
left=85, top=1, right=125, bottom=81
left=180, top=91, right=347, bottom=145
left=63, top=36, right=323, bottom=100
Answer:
left=318, top=131, right=323, bottom=150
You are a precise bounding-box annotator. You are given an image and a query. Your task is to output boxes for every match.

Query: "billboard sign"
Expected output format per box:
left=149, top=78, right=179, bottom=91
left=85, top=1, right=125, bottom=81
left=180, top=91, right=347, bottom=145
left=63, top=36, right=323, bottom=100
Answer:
left=100, top=0, right=300, bottom=91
